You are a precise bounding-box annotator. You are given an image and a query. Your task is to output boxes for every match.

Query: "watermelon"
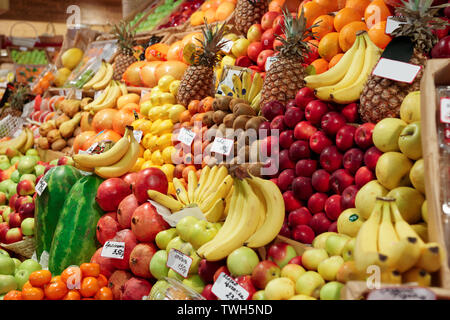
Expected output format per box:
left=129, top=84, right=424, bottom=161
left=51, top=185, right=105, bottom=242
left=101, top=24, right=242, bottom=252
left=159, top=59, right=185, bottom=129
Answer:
left=48, top=174, right=104, bottom=275
left=35, top=165, right=83, bottom=260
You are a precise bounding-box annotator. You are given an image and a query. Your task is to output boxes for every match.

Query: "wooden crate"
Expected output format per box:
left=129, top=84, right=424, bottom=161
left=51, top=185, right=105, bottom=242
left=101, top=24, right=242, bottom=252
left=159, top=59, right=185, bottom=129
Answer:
left=421, top=58, right=450, bottom=289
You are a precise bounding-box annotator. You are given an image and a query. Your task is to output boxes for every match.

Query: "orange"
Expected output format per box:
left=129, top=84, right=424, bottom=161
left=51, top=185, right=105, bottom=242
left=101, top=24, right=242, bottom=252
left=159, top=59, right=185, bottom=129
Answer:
left=188, top=100, right=201, bottom=115
left=318, top=32, right=342, bottom=61
left=345, top=0, right=371, bottom=17
left=97, top=274, right=108, bottom=288
left=300, top=1, right=327, bottom=28
left=215, top=2, right=235, bottom=21
left=22, top=287, right=44, bottom=300
left=22, top=281, right=33, bottom=291
left=269, top=1, right=283, bottom=13
left=61, top=266, right=81, bottom=285
left=202, top=96, right=214, bottom=112
left=339, top=21, right=368, bottom=52
left=310, top=59, right=329, bottom=74
left=80, top=263, right=100, bottom=278
left=312, top=14, right=335, bottom=40
left=95, top=287, right=113, bottom=300
left=368, top=21, right=392, bottom=49
left=204, top=8, right=216, bottom=24
left=44, top=280, right=68, bottom=300
left=3, top=290, right=22, bottom=300
left=313, top=0, right=339, bottom=12
left=29, top=270, right=52, bottom=287
left=51, top=276, right=62, bottom=283
left=190, top=11, right=205, bottom=26
left=334, top=8, right=362, bottom=32
left=328, top=53, right=344, bottom=68
left=80, top=277, right=100, bottom=298
left=63, top=290, right=81, bottom=300
left=365, top=0, right=391, bottom=29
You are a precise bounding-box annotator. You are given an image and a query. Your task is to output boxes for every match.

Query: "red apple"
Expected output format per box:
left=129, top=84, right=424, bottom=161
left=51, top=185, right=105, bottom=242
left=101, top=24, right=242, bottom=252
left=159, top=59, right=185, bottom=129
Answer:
left=267, top=242, right=297, bottom=268
left=247, top=24, right=263, bottom=42
left=330, top=169, right=354, bottom=195
left=261, top=29, right=276, bottom=50
left=288, top=207, right=312, bottom=227
left=295, top=87, right=316, bottom=109
left=336, top=125, right=357, bottom=151
left=201, top=284, right=218, bottom=300
left=247, top=41, right=263, bottom=61
left=309, top=130, right=333, bottom=154
left=305, top=100, right=329, bottom=125
left=9, top=194, right=19, bottom=211
left=311, top=169, right=331, bottom=193
left=4, top=227, right=22, bottom=244
left=354, top=123, right=375, bottom=150
left=295, top=159, right=317, bottom=177
left=364, top=146, right=382, bottom=170
left=288, top=256, right=303, bottom=266
left=292, top=224, right=315, bottom=244
left=341, top=103, right=359, bottom=123
left=432, top=35, right=450, bottom=58
left=294, top=121, right=318, bottom=140
left=259, top=121, right=271, bottom=136
left=283, top=190, right=303, bottom=212
left=8, top=212, right=22, bottom=228
left=328, top=221, right=338, bottom=232
left=341, top=185, right=359, bottom=209
left=320, top=146, right=343, bottom=173
left=0, top=222, right=9, bottom=242
left=14, top=196, right=32, bottom=213
left=279, top=219, right=291, bottom=238
left=251, top=260, right=281, bottom=289
left=321, top=112, right=347, bottom=137
left=304, top=41, right=320, bottom=65
left=279, top=149, right=295, bottom=170
left=260, top=135, right=279, bottom=158
left=289, top=140, right=310, bottom=162
left=277, top=169, right=295, bottom=192
left=270, top=115, right=286, bottom=132
left=257, top=50, right=275, bottom=69
left=355, top=166, right=374, bottom=189
left=235, top=275, right=256, bottom=300
left=199, top=259, right=225, bottom=283
left=279, top=130, right=295, bottom=149
left=324, top=195, right=343, bottom=221
left=18, top=202, right=35, bottom=220
left=343, top=148, right=364, bottom=174
left=284, top=107, right=305, bottom=129
left=213, top=266, right=230, bottom=282
left=261, top=11, right=279, bottom=30
left=307, top=192, right=328, bottom=214
left=272, top=15, right=284, bottom=35
left=309, top=212, right=332, bottom=235
left=16, top=180, right=35, bottom=196
left=134, top=168, right=168, bottom=204
left=235, top=56, right=253, bottom=68
left=261, top=100, right=285, bottom=121
left=292, top=176, right=313, bottom=201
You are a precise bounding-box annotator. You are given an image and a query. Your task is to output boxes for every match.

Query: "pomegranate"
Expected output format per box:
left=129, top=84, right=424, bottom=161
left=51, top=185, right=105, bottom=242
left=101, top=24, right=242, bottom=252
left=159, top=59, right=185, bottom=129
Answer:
left=131, top=203, right=169, bottom=242
left=121, top=172, right=138, bottom=191
left=134, top=168, right=168, bottom=204
left=91, top=248, right=116, bottom=278
left=96, top=213, right=120, bottom=245
left=117, top=194, right=139, bottom=229
left=110, top=229, right=138, bottom=270
left=129, top=243, right=157, bottom=279
left=122, top=277, right=152, bottom=300
left=108, top=270, right=132, bottom=300
left=96, top=178, right=132, bottom=212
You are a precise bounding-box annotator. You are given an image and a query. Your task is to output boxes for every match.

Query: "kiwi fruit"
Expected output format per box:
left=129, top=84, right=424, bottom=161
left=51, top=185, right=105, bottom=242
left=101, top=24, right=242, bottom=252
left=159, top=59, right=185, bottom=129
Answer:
left=245, top=116, right=267, bottom=132
left=217, top=123, right=227, bottom=136
left=229, top=98, right=246, bottom=112
left=51, top=139, right=67, bottom=151
left=213, top=96, right=233, bottom=111
left=237, top=145, right=250, bottom=163
left=233, top=115, right=253, bottom=131
left=213, top=110, right=227, bottom=125
left=223, top=113, right=236, bottom=128
left=202, top=111, right=215, bottom=127
left=233, top=103, right=256, bottom=117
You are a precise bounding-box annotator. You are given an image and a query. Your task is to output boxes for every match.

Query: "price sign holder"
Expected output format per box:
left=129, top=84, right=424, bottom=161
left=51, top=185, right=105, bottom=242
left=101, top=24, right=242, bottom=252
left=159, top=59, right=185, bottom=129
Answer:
left=441, top=97, right=450, bottom=124
left=211, top=137, right=233, bottom=156
left=177, top=127, right=196, bottom=146
left=133, top=130, right=143, bottom=143
left=35, top=171, right=50, bottom=196
left=212, top=272, right=249, bottom=300
left=166, top=248, right=193, bottom=278
left=101, top=241, right=125, bottom=259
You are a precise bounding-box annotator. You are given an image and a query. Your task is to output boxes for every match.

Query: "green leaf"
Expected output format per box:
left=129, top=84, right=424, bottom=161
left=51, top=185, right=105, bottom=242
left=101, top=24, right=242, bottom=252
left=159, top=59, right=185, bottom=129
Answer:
left=305, top=65, right=316, bottom=76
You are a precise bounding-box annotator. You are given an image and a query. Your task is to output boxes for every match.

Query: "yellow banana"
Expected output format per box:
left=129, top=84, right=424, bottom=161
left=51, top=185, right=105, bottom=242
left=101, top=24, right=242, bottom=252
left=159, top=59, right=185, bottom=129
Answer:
left=73, top=127, right=131, bottom=168
left=204, top=198, right=225, bottom=223
left=118, top=81, right=128, bottom=96
left=223, top=185, right=234, bottom=218
left=92, top=62, right=113, bottom=90
left=248, top=72, right=262, bottom=103
left=378, top=200, right=398, bottom=256
left=84, top=81, right=113, bottom=111
left=19, top=128, right=34, bottom=154
left=74, top=162, right=95, bottom=173
left=402, top=267, right=431, bottom=286
left=187, top=170, right=198, bottom=204
left=245, top=176, right=284, bottom=248
left=199, top=175, right=233, bottom=213
left=199, top=166, right=229, bottom=202
left=0, top=129, right=28, bottom=154
left=147, top=189, right=184, bottom=212
left=390, top=201, right=425, bottom=247
left=241, top=71, right=251, bottom=101
left=411, top=223, right=428, bottom=242
left=415, top=242, right=443, bottom=273
left=386, top=237, right=421, bottom=273
left=380, top=269, right=402, bottom=284
left=94, top=126, right=140, bottom=178
left=232, top=74, right=243, bottom=99
left=173, top=178, right=189, bottom=205
left=83, top=61, right=107, bottom=90
left=220, top=84, right=235, bottom=97
left=89, top=81, right=121, bottom=113
left=251, top=92, right=261, bottom=111
left=193, top=166, right=210, bottom=203
left=196, top=166, right=218, bottom=203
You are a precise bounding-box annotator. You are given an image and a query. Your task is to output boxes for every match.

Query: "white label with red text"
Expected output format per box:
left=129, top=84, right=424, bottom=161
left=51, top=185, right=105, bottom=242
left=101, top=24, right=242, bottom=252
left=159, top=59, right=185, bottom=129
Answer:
left=372, top=58, right=421, bottom=84
left=177, top=127, right=195, bottom=146
left=212, top=272, right=249, bottom=300
left=101, top=241, right=125, bottom=259
left=166, top=248, right=192, bottom=278
left=441, top=98, right=450, bottom=123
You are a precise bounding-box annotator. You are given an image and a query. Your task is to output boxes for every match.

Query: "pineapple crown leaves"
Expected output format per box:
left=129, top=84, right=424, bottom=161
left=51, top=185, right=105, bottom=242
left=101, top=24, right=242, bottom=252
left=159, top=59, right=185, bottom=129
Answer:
left=192, top=19, right=229, bottom=66
left=275, top=7, right=319, bottom=60
left=391, top=0, right=450, bottom=52
left=9, top=85, right=29, bottom=111
left=113, top=20, right=136, bottom=54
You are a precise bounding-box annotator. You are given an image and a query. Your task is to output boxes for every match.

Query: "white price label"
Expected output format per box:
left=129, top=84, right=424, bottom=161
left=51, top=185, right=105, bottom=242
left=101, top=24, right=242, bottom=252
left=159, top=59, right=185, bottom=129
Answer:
left=58, top=89, right=64, bottom=96
left=47, top=47, right=55, bottom=52
left=221, top=40, right=234, bottom=54
left=133, top=130, right=143, bottom=143
left=75, top=89, right=82, bottom=99
left=211, top=137, right=233, bottom=156
left=212, top=272, right=249, bottom=300
left=441, top=98, right=450, bottom=124
left=166, top=248, right=192, bottom=278
left=372, top=58, right=421, bottom=84
left=385, top=16, right=404, bottom=35
left=367, top=287, right=436, bottom=300
left=35, top=175, right=48, bottom=196
left=101, top=241, right=125, bottom=259
left=265, top=56, right=278, bottom=71
left=19, top=47, right=27, bottom=52
left=177, top=127, right=196, bottom=146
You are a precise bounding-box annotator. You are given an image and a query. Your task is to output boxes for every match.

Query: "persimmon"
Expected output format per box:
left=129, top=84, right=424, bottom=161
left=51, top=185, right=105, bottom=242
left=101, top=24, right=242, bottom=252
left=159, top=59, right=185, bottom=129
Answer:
left=368, top=21, right=392, bottom=49
left=80, top=263, right=100, bottom=278
left=63, top=290, right=81, bottom=300
left=334, top=7, right=362, bottom=32
left=97, top=274, right=108, bottom=288
left=61, top=266, right=82, bottom=285
left=80, top=277, right=100, bottom=298
left=95, top=287, right=113, bottom=300
left=188, top=100, right=201, bottom=115
left=22, top=287, right=44, bottom=300
left=202, top=96, right=214, bottom=112
left=179, top=110, right=192, bottom=123
left=22, top=281, right=33, bottom=291
left=44, top=280, right=68, bottom=300
left=3, top=290, right=22, bottom=300
left=29, top=270, right=52, bottom=287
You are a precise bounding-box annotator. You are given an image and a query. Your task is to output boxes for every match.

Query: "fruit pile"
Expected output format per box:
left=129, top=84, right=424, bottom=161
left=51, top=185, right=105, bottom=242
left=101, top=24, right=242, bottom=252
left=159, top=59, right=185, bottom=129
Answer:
left=10, top=49, right=48, bottom=65
left=189, top=0, right=235, bottom=26
left=158, top=0, right=204, bottom=29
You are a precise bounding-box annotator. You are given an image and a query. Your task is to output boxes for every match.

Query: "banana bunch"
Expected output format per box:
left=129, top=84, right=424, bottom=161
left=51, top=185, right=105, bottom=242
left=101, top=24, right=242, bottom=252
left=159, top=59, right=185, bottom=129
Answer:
left=220, top=70, right=263, bottom=112
left=84, top=80, right=128, bottom=114
left=0, top=127, right=34, bottom=155
left=147, top=165, right=234, bottom=223
left=304, top=31, right=382, bottom=104
left=354, top=197, right=443, bottom=280
left=73, top=126, right=140, bottom=178
left=196, top=175, right=285, bottom=261
left=83, top=61, right=114, bottom=90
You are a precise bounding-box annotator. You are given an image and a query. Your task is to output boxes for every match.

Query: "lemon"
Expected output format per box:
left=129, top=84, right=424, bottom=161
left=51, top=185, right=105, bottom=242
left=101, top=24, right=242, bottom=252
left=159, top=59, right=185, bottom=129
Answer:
left=147, top=106, right=161, bottom=121
left=158, top=75, right=176, bottom=92
left=160, top=92, right=176, bottom=105
left=157, top=133, right=173, bottom=150
left=168, top=104, right=186, bottom=123
left=154, top=119, right=174, bottom=135
left=134, top=119, right=153, bottom=135
left=162, top=146, right=175, bottom=164
left=131, top=157, right=145, bottom=172
left=159, top=104, right=172, bottom=120
left=61, top=48, right=83, bottom=70
left=140, top=101, right=153, bottom=117
left=161, top=163, right=175, bottom=181
left=151, top=93, right=162, bottom=106
left=143, top=133, right=159, bottom=151
left=151, top=119, right=164, bottom=135
left=151, top=149, right=164, bottom=166
left=169, top=80, right=181, bottom=96
left=141, top=160, right=154, bottom=170
left=143, top=149, right=152, bottom=161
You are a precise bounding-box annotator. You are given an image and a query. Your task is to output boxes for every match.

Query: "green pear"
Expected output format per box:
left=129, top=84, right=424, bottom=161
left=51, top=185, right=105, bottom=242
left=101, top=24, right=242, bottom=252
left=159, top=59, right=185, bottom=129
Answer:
left=175, top=216, right=198, bottom=242
left=18, top=259, right=41, bottom=274
left=25, top=149, right=39, bottom=157
left=355, top=180, right=388, bottom=220
left=342, top=238, right=356, bottom=262
left=337, top=208, right=364, bottom=237
left=17, top=156, right=37, bottom=174
left=410, top=159, right=425, bottom=194
left=317, top=256, right=344, bottom=281
left=182, top=274, right=205, bottom=294
left=5, top=181, right=17, bottom=200
left=10, top=156, right=20, bottom=166
left=319, top=281, right=344, bottom=300
left=189, top=220, right=218, bottom=249
left=20, top=173, right=36, bottom=183
left=301, top=249, right=328, bottom=271
left=10, top=170, right=20, bottom=183
left=376, top=152, right=413, bottom=190
left=155, top=228, right=177, bottom=250
left=387, top=187, right=424, bottom=224
left=398, top=122, right=422, bottom=160
left=295, top=271, right=325, bottom=298
left=0, top=275, right=17, bottom=294
left=373, top=118, right=407, bottom=152
left=0, top=256, right=15, bottom=275
left=14, top=269, right=30, bottom=290
left=312, top=232, right=337, bottom=249
left=34, top=164, right=45, bottom=177
left=264, top=277, right=295, bottom=300
left=227, top=246, right=260, bottom=277
left=400, top=91, right=421, bottom=123
left=0, top=155, right=9, bottom=164
left=0, top=162, right=10, bottom=171
left=325, top=235, right=350, bottom=256
left=149, top=250, right=170, bottom=280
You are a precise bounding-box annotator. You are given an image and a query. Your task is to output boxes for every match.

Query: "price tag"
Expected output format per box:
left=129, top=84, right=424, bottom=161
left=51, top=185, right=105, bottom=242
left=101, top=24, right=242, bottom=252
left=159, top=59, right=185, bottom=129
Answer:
left=372, top=58, right=421, bottom=84
left=212, top=272, right=249, bottom=300
left=19, top=47, right=27, bottom=52
left=85, top=142, right=98, bottom=154
left=133, top=130, right=143, bottom=143
left=177, top=127, right=196, bottom=146
left=166, top=248, right=192, bottom=278
left=79, top=170, right=93, bottom=176
left=221, top=40, right=234, bottom=54
left=367, top=287, right=436, bottom=300
left=211, top=137, right=233, bottom=156
left=265, top=56, right=278, bottom=71
left=385, top=16, right=404, bottom=35
left=75, top=89, right=82, bottom=100
left=47, top=47, right=55, bottom=52
left=94, top=90, right=103, bottom=99
left=101, top=241, right=125, bottom=259
left=441, top=98, right=450, bottom=124
left=35, top=172, right=49, bottom=196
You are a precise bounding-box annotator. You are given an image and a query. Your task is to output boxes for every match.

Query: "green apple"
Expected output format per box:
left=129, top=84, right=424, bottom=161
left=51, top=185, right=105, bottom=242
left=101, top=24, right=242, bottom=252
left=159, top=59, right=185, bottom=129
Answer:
left=0, top=162, right=10, bottom=171
left=0, top=275, right=17, bottom=294
left=189, top=220, right=218, bottom=249
left=18, top=259, right=41, bottom=274
left=312, top=232, right=337, bottom=249
left=1, top=206, right=11, bottom=223
left=319, top=281, right=344, bottom=300
left=0, top=256, right=15, bottom=275
left=17, top=156, right=37, bottom=174
left=0, top=249, right=8, bottom=257
left=10, top=156, right=20, bottom=166
left=398, top=122, right=422, bottom=160
left=387, top=187, right=424, bottom=224
left=5, top=182, right=17, bottom=200
left=264, top=277, right=295, bottom=300
left=342, top=238, right=356, bottom=262
left=400, top=91, right=421, bottom=123
left=0, top=179, right=15, bottom=194
left=25, top=149, right=39, bottom=157
left=165, top=236, right=201, bottom=274
left=325, top=234, right=350, bottom=256
left=182, top=274, right=205, bottom=294
left=252, top=290, right=266, bottom=300
left=14, top=269, right=30, bottom=290
left=301, top=249, right=328, bottom=271
left=167, top=269, right=184, bottom=281
left=10, top=170, right=20, bottom=183
left=317, top=256, right=344, bottom=281
left=372, top=118, right=407, bottom=152
left=422, top=200, right=428, bottom=223
left=410, top=159, right=425, bottom=194
left=49, top=159, right=58, bottom=166
left=155, top=228, right=177, bottom=250
left=227, top=246, right=259, bottom=277
left=376, top=152, right=413, bottom=191
left=12, top=258, right=21, bottom=270
left=20, top=173, right=36, bottom=183
left=21, top=218, right=35, bottom=236
left=289, top=294, right=317, bottom=300
left=295, top=271, right=325, bottom=298
left=149, top=250, right=170, bottom=280
left=231, top=38, right=251, bottom=58
left=280, top=264, right=305, bottom=283
left=0, top=155, right=9, bottom=164
left=175, top=216, right=198, bottom=242
left=337, top=208, right=364, bottom=237
left=355, top=180, right=389, bottom=220
left=34, top=164, right=45, bottom=177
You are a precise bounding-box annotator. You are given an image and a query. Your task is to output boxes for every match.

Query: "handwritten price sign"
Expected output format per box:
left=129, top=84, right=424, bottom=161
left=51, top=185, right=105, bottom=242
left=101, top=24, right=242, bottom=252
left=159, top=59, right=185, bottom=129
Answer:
left=101, top=241, right=125, bottom=259
left=212, top=272, right=249, bottom=300
left=166, top=248, right=192, bottom=278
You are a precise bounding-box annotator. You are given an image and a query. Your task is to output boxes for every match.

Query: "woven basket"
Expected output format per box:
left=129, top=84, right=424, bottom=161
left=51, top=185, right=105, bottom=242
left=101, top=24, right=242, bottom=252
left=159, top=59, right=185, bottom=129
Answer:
left=9, top=22, right=39, bottom=48
left=0, top=237, right=36, bottom=258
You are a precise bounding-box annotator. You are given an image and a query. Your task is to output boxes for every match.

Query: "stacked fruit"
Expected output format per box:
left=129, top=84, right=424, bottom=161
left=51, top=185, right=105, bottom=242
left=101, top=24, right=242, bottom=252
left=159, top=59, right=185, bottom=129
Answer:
left=158, top=0, right=204, bottom=29
left=0, top=128, right=34, bottom=157
left=189, top=0, right=235, bottom=26
left=83, top=81, right=128, bottom=113
left=54, top=48, right=84, bottom=87
left=81, top=61, right=114, bottom=90
left=259, top=87, right=379, bottom=245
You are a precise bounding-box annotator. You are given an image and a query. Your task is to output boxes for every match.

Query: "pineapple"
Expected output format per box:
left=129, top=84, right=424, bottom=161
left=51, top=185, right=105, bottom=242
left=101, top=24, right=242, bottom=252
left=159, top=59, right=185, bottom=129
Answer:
left=176, top=21, right=228, bottom=107
left=235, top=0, right=268, bottom=35
left=0, top=85, right=28, bottom=119
left=359, top=0, right=449, bottom=123
left=260, top=9, right=317, bottom=107
left=113, top=21, right=137, bottom=81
